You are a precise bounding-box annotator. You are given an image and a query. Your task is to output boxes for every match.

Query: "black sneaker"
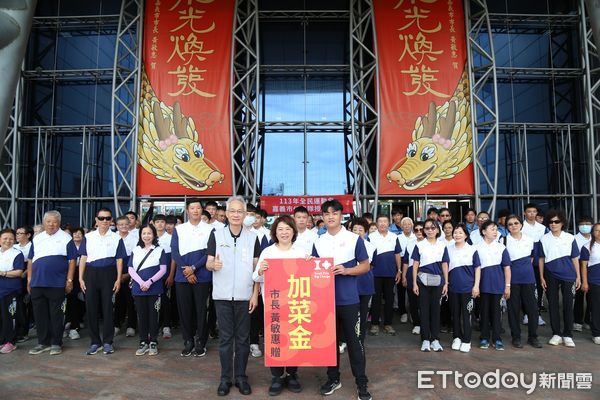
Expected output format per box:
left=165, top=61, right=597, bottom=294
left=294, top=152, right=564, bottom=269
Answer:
left=528, top=337, right=543, bottom=348
left=268, top=376, right=284, bottom=396
left=217, top=381, right=232, bottom=396
left=181, top=340, right=194, bottom=357
left=358, top=385, right=372, bottom=400
left=285, top=373, right=302, bottom=393
left=320, top=379, right=341, bottom=396
left=192, top=347, right=207, bottom=357
left=235, top=380, right=252, bottom=395
left=512, top=338, right=523, bottom=348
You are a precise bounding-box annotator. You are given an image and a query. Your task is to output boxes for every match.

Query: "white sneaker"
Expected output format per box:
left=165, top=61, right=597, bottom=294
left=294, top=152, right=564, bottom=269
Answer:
left=563, top=337, right=575, bottom=348
left=126, top=328, right=135, bottom=337
left=162, top=327, right=172, bottom=339
left=400, top=313, right=408, bottom=323
left=114, top=327, right=121, bottom=336
left=451, top=338, right=461, bottom=351
left=548, top=335, right=563, bottom=346
left=338, top=342, right=347, bottom=354
left=250, top=343, right=262, bottom=357
left=431, top=340, right=443, bottom=352
left=421, top=340, right=431, bottom=352
left=572, top=323, right=583, bottom=332
left=593, top=337, right=600, bottom=345
left=68, top=329, right=80, bottom=340
left=538, top=316, right=546, bottom=326
left=459, top=342, right=471, bottom=353
left=412, top=326, right=421, bottom=335
left=522, top=315, right=528, bottom=325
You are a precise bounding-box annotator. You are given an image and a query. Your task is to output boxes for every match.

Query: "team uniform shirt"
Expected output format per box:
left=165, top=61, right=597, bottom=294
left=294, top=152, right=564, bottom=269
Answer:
left=251, top=226, right=271, bottom=250
left=253, top=244, right=305, bottom=300
left=505, top=234, right=536, bottom=285
left=389, top=223, right=402, bottom=235
left=369, top=231, right=401, bottom=278
left=157, top=231, right=172, bottom=265
left=0, top=247, right=25, bottom=297
left=575, top=232, right=591, bottom=251
left=539, top=231, right=579, bottom=282
left=447, top=243, right=480, bottom=293
left=79, top=230, right=127, bottom=269
left=119, top=232, right=138, bottom=273
left=397, top=232, right=416, bottom=257
left=438, top=237, right=455, bottom=247
left=358, top=239, right=376, bottom=296
left=402, top=239, right=421, bottom=289
left=128, top=245, right=168, bottom=296
left=465, top=222, right=478, bottom=234
left=476, top=240, right=511, bottom=294
left=14, top=242, right=31, bottom=267
left=29, top=230, right=77, bottom=288
left=312, top=226, right=369, bottom=306
left=469, top=229, right=501, bottom=246
left=411, top=240, right=449, bottom=287
left=171, top=221, right=214, bottom=283
left=521, top=220, right=548, bottom=270
left=294, top=229, right=318, bottom=256
left=211, top=220, right=225, bottom=230
left=580, top=243, right=600, bottom=285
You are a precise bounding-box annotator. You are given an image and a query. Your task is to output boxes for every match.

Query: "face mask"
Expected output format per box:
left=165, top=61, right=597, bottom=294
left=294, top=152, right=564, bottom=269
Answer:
left=243, top=215, right=256, bottom=227
left=579, top=225, right=592, bottom=234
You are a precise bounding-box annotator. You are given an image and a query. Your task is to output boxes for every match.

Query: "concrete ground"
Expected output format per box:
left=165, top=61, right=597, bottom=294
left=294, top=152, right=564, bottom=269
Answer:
left=1, top=312, right=599, bottom=400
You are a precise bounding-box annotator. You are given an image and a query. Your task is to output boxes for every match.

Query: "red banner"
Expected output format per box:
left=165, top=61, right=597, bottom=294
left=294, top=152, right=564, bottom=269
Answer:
left=374, top=0, right=474, bottom=195
left=137, top=0, right=234, bottom=196
left=264, top=258, right=336, bottom=367
left=260, top=195, right=355, bottom=215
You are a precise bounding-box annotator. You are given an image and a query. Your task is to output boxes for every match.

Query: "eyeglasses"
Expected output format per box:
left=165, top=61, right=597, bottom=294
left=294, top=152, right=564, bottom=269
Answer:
left=477, top=217, right=489, bottom=221
left=548, top=219, right=561, bottom=224
left=507, top=222, right=521, bottom=227
left=228, top=210, right=244, bottom=214
left=440, top=214, right=450, bottom=217
left=97, top=216, right=112, bottom=221
left=424, top=226, right=437, bottom=231
left=16, top=232, right=26, bottom=235
left=414, top=228, right=423, bottom=232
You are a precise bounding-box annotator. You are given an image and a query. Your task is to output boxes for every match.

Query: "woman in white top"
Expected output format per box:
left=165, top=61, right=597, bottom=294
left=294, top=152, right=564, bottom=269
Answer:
left=254, top=215, right=304, bottom=397
left=401, top=221, right=424, bottom=335
left=0, top=228, right=25, bottom=353
left=13, top=226, right=32, bottom=342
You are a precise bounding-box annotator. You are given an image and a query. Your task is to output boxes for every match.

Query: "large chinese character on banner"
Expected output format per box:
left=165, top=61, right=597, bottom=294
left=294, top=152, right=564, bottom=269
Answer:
left=374, top=0, right=474, bottom=195
left=137, top=0, right=234, bottom=196
left=264, top=258, right=336, bottom=367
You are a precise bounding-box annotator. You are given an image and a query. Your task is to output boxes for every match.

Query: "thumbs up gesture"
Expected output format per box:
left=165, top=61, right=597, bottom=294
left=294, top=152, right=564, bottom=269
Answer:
left=213, top=254, right=223, bottom=271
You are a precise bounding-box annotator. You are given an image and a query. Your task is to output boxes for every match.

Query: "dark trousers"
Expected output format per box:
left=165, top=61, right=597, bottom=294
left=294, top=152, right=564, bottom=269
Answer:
left=480, top=293, right=502, bottom=342
left=214, top=300, right=251, bottom=382
left=440, top=295, right=451, bottom=328
left=533, top=261, right=544, bottom=309
left=359, top=295, right=371, bottom=345
left=574, top=289, right=591, bottom=325
left=15, top=283, right=31, bottom=337
left=271, top=366, right=298, bottom=378
left=507, top=284, right=538, bottom=340
left=207, top=284, right=217, bottom=334
left=250, top=294, right=264, bottom=344
left=396, top=282, right=407, bottom=315
left=159, top=285, right=174, bottom=327
left=84, top=267, right=117, bottom=345
left=449, top=292, right=472, bottom=343
left=407, top=289, right=421, bottom=326
left=0, top=292, right=18, bottom=344
left=114, top=281, right=136, bottom=329
left=31, top=287, right=65, bottom=346
left=176, top=282, right=210, bottom=347
left=328, top=303, right=368, bottom=387
left=134, top=295, right=160, bottom=343
left=589, top=283, right=600, bottom=337
left=65, top=278, right=84, bottom=330
left=418, top=283, right=441, bottom=341
left=544, top=272, right=574, bottom=337
left=371, top=277, right=394, bottom=325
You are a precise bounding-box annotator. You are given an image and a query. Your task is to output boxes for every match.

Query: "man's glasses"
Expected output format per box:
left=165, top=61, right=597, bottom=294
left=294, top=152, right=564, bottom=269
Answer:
left=97, top=216, right=112, bottom=221
left=414, top=228, right=423, bottom=232
left=548, top=219, right=561, bottom=224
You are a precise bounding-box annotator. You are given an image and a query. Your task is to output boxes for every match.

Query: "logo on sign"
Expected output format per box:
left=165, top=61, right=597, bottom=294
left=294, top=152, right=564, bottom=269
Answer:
left=314, top=260, right=332, bottom=270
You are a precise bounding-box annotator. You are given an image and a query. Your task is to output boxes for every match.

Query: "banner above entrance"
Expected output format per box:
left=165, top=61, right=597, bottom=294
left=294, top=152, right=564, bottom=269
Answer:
left=373, top=0, right=475, bottom=195
left=260, top=195, right=355, bottom=215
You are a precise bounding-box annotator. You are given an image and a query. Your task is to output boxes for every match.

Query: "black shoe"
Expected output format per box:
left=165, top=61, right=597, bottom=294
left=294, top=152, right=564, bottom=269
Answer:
left=320, top=379, right=341, bottom=396
left=192, top=346, right=207, bottom=357
left=528, top=337, right=543, bottom=348
left=217, top=381, right=232, bottom=396
left=358, top=384, right=372, bottom=400
left=268, top=376, right=284, bottom=396
left=512, top=338, right=523, bottom=348
left=285, top=373, right=302, bottom=393
left=539, top=306, right=547, bottom=312
left=181, top=341, right=194, bottom=357
left=209, top=329, right=219, bottom=339
left=235, top=380, right=252, bottom=395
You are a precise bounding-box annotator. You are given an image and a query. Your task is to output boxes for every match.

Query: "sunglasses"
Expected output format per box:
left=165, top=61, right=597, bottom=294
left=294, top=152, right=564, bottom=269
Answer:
left=414, top=228, right=423, bottom=232
left=97, top=216, right=112, bottom=221
left=507, top=222, right=521, bottom=226
left=548, top=219, right=561, bottom=224
left=424, top=226, right=437, bottom=231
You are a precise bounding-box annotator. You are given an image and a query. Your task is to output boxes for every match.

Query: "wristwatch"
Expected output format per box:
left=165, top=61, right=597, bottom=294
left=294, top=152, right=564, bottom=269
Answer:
left=67, top=279, right=73, bottom=283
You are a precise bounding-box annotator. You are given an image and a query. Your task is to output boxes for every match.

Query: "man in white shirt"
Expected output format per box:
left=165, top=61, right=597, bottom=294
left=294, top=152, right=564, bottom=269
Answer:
left=521, top=203, right=549, bottom=316
left=114, top=216, right=139, bottom=337
left=573, top=215, right=593, bottom=331
left=206, top=200, right=225, bottom=230
left=154, top=214, right=176, bottom=339
left=395, top=217, right=416, bottom=322
left=293, top=206, right=318, bottom=256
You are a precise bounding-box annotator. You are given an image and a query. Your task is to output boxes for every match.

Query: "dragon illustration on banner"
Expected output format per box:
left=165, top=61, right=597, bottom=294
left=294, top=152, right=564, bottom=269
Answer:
left=387, top=71, right=472, bottom=190
left=138, top=71, right=225, bottom=192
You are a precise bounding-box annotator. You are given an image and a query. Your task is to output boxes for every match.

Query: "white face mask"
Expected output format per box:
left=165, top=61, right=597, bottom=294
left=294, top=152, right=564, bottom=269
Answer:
left=579, top=225, right=592, bottom=234
left=243, top=215, right=256, bottom=227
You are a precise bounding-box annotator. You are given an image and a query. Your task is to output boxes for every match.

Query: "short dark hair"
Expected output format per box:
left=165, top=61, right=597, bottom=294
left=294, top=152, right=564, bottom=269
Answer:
left=0, top=228, right=16, bottom=239
left=294, top=206, right=309, bottom=215
left=217, top=205, right=226, bottom=212
left=270, top=215, right=298, bottom=244
left=256, top=208, right=267, bottom=219
left=205, top=201, right=218, bottom=208
left=577, top=215, right=593, bottom=225
left=546, top=209, right=567, bottom=228
left=115, top=215, right=129, bottom=224
left=439, top=207, right=451, bottom=215
left=497, top=208, right=511, bottom=219
left=125, top=211, right=138, bottom=219
left=426, top=207, right=438, bottom=216
left=246, top=203, right=258, bottom=213
left=185, top=198, right=203, bottom=208
left=70, top=227, right=85, bottom=237
left=464, top=208, right=476, bottom=215
left=524, top=203, right=538, bottom=211
left=392, top=208, right=404, bottom=216
left=165, top=215, right=176, bottom=224
left=176, top=215, right=184, bottom=224
left=362, top=212, right=374, bottom=220
left=321, top=199, right=343, bottom=213
left=202, top=210, right=211, bottom=220
left=452, top=223, right=469, bottom=237
left=349, top=217, right=369, bottom=233
left=376, top=214, right=390, bottom=222
left=97, top=207, right=112, bottom=217
left=479, top=220, right=497, bottom=236
left=137, top=224, right=159, bottom=247
left=153, top=214, right=167, bottom=222
left=442, top=220, right=454, bottom=230
left=506, top=214, right=522, bottom=225
left=17, top=225, right=34, bottom=240
left=423, top=218, right=441, bottom=238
